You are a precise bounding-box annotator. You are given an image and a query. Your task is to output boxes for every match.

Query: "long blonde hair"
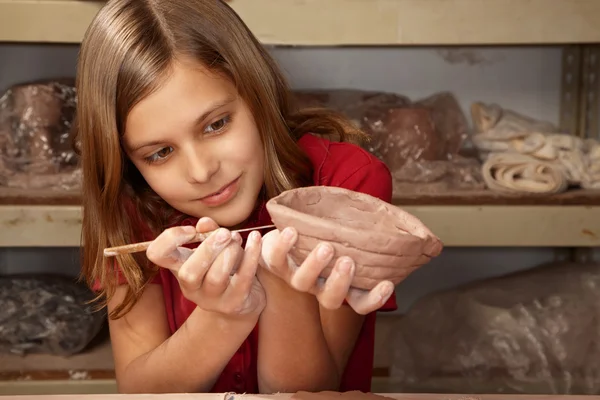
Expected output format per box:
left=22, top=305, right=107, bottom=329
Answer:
left=75, top=0, right=366, bottom=319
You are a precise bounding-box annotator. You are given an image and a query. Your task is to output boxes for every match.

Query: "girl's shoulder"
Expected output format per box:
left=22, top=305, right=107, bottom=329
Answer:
left=297, top=133, right=392, bottom=201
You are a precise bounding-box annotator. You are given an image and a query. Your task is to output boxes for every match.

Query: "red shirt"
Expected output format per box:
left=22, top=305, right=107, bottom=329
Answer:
left=103, top=133, right=397, bottom=393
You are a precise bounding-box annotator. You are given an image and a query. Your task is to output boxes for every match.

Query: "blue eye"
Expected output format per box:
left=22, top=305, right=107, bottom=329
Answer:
left=144, top=146, right=173, bottom=164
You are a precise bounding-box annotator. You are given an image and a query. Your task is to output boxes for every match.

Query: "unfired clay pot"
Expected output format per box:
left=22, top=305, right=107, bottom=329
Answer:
left=0, top=79, right=77, bottom=173
left=266, top=186, right=443, bottom=290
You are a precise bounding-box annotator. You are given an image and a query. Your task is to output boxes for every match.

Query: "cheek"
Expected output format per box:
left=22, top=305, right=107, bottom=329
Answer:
left=222, top=121, right=263, bottom=165
left=150, top=178, right=184, bottom=201
left=246, top=128, right=265, bottom=174
left=133, top=162, right=186, bottom=201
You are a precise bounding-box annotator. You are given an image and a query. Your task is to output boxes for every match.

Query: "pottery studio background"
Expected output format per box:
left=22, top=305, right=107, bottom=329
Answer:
left=0, top=44, right=580, bottom=302
left=1, top=4, right=600, bottom=396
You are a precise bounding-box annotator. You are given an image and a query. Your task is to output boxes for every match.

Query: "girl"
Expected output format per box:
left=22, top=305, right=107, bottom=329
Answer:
left=76, top=0, right=440, bottom=395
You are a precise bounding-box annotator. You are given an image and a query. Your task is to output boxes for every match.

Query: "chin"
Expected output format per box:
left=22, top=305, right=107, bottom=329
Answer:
left=214, top=211, right=254, bottom=228
left=190, top=201, right=256, bottom=229
left=176, top=183, right=262, bottom=228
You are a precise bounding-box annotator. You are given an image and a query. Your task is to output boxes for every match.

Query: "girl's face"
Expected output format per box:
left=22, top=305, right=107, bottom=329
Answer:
left=123, top=59, right=265, bottom=228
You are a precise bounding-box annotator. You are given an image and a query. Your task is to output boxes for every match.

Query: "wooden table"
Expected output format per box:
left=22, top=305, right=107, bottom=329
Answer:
left=1, top=393, right=596, bottom=400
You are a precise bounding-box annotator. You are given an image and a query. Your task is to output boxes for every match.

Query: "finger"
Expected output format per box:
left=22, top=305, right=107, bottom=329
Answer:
left=196, top=217, right=219, bottom=233
left=316, top=257, right=354, bottom=310
left=228, top=230, right=262, bottom=299
left=346, top=280, right=395, bottom=315
left=260, top=227, right=298, bottom=280
left=146, top=225, right=197, bottom=271
left=337, top=258, right=431, bottom=289
left=290, top=242, right=334, bottom=292
left=176, top=228, right=233, bottom=292
left=201, top=232, right=243, bottom=296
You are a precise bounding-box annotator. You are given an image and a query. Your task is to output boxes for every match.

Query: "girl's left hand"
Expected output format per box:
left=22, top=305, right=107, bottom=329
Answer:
left=259, top=228, right=394, bottom=315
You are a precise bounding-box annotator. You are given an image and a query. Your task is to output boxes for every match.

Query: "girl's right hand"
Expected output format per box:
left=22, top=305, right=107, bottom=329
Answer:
left=146, top=217, right=266, bottom=317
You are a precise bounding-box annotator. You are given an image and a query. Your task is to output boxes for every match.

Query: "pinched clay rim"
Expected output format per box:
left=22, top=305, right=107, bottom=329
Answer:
left=266, top=185, right=428, bottom=256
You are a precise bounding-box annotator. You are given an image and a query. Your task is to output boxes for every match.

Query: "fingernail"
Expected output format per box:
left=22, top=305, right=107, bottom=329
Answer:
left=380, top=285, right=393, bottom=300
left=317, top=243, right=333, bottom=261
left=245, top=231, right=258, bottom=249
left=337, top=258, right=353, bottom=274
left=282, top=227, right=296, bottom=243
left=249, top=230, right=260, bottom=243
left=231, top=231, right=242, bottom=243
left=215, top=228, right=231, bottom=244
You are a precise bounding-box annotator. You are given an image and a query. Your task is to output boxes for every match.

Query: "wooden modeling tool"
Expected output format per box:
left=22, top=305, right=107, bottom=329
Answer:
left=103, top=224, right=276, bottom=257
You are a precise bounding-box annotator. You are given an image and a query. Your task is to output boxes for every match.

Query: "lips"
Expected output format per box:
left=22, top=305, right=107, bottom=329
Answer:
left=198, top=176, right=240, bottom=207
left=202, top=181, right=231, bottom=199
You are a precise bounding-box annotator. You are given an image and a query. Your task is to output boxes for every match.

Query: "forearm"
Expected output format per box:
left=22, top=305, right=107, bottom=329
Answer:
left=257, top=271, right=339, bottom=393
left=118, top=306, right=257, bottom=393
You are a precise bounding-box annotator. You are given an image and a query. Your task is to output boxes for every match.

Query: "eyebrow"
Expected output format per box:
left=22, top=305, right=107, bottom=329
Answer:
left=128, top=95, right=236, bottom=153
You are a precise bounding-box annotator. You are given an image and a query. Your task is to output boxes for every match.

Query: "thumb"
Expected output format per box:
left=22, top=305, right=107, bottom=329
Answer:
left=146, top=225, right=197, bottom=272
left=258, top=229, right=280, bottom=270
left=196, top=217, right=220, bottom=233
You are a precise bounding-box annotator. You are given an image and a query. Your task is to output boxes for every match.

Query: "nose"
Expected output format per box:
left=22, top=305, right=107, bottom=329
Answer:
left=182, top=143, right=219, bottom=184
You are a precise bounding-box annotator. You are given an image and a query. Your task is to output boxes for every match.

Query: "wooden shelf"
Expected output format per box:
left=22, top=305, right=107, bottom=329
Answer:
left=0, top=317, right=396, bottom=379
left=0, top=390, right=570, bottom=399
left=0, top=338, right=114, bottom=382
left=1, top=0, right=599, bottom=45
left=1, top=204, right=83, bottom=247
left=2, top=202, right=599, bottom=247
left=0, top=332, right=117, bottom=395
left=0, top=380, right=117, bottom=396
left=0, top=315, right=398, bottom=396
left=405, top=205, right=600, bottom=247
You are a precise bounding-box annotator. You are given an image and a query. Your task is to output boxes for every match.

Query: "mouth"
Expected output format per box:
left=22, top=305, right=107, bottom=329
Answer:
left=198, top=176, right=241, bottom=206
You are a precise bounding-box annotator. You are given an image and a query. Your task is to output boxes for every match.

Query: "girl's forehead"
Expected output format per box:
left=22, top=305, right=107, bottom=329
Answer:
left=122, top=62, right=239, bottom=145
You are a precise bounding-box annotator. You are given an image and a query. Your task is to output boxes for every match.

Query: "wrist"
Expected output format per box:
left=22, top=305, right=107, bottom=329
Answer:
left=257, top=266, right=303, bottom=299
left=259, top=272, right=319, bottom=316
left=190, top=304, right=260, bottom=330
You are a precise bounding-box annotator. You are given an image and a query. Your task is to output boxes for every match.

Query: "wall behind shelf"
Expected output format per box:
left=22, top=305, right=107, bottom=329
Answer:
left=275, top=45, right=563, bottom=125
left=1, top=44, right=563, bottom=124
left=0, top=43, right=583, bottom=313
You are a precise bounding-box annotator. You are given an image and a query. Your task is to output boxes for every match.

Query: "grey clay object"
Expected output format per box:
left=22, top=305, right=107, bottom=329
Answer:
left=266, top=186, right=443, bottom=290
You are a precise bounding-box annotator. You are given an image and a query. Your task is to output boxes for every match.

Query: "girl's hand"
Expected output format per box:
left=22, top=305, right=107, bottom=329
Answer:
left=259, top=228, right=395, bottom=315
left=146, top=217, right=266, bottom=317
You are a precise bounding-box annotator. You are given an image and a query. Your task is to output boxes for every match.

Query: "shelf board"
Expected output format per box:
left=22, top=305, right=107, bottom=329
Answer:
left=0, top=333, right=116, bottom=394
left=0, top=338, right=114, bottom=382
left=1, top=203, right=599, bottom=247
left=0, top=394, right=575, bottom=400
left=405, top=205, right=600, bottom=247
left=1, top=0, right=599, bottom=45
left=0, top=380, right=117, bottom=396
left=0, top=316, right=397, bottom=396
left=1, top=204, right=83, bottom=247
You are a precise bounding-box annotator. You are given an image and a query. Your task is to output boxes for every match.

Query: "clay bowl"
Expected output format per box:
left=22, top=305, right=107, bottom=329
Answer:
left=266, top=186, right=442, bottom=290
